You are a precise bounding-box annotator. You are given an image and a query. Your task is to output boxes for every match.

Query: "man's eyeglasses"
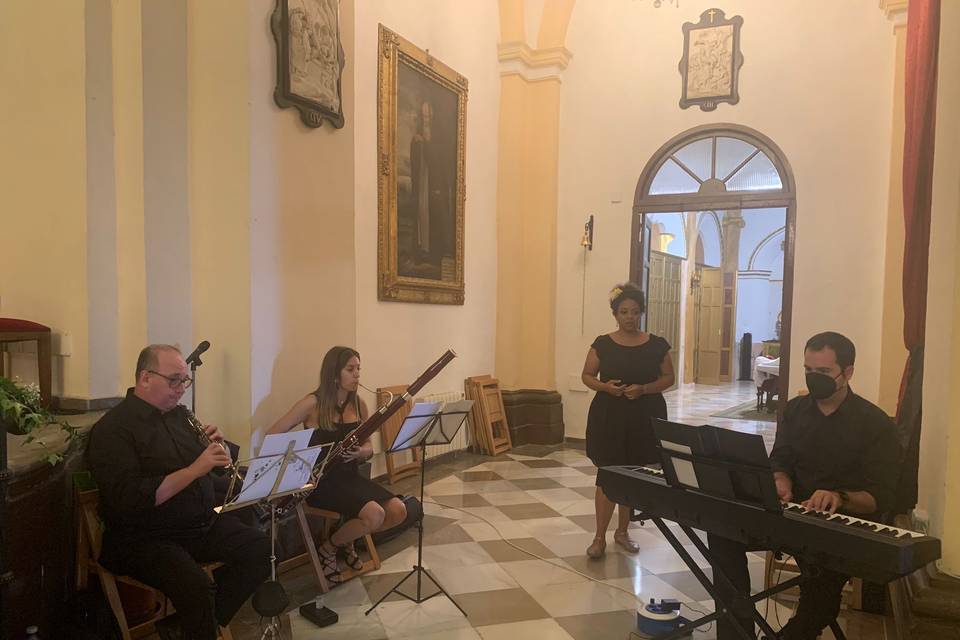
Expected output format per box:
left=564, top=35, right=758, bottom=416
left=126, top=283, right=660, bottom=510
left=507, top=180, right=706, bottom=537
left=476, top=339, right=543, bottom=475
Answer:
left=148, top=370, right=194, bottom=389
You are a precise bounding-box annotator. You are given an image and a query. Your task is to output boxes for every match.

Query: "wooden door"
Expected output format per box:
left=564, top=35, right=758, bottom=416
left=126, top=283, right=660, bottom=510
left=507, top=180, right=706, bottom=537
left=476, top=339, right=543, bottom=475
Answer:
left=639, top=217, right=652, bottom=330
left=696, top=267, right=722, bottom=384
left=647, top=250, right=682, bottom=391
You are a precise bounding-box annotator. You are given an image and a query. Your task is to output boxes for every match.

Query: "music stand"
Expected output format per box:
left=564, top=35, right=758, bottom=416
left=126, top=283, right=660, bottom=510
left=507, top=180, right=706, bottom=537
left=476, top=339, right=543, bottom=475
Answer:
left=645, top=419, right=795, bottom=640
left=218, top=434, right=323, bottom=639
left=365, top=400, right=473, bottom=617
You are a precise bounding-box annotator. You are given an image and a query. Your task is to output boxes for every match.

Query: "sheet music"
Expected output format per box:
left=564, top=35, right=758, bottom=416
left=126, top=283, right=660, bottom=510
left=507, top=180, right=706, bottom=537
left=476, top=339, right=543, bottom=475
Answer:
left=437, top=399, right=473, bottom=441
left=229, top=431, right=323, bottom=506
left=391, top=402, right=441, bottom=451
left=259, top=428, right=317, bottom=456
left=389, top=400, right=474, bottom=451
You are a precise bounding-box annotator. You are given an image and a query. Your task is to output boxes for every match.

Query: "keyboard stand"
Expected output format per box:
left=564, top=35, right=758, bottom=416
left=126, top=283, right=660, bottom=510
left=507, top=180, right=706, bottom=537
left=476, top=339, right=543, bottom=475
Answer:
left=647, top=518, right=851, bottom=640
left=646, top=516, right=786, bottom=640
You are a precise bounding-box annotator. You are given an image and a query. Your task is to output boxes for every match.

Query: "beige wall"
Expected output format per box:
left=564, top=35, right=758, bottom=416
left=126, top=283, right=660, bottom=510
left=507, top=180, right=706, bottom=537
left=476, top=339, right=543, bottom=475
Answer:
left=877, top=19, right=908, bottom=416
left=352, top=2, right=501, bottom=404
left=0, top=0, right=90, bottom=398
left=919, top=0, right=960, bottom=575
left=114, top=0, right=148, bottom=392
left=187, top=1, right=253, bottom=443
left=248, top=0, right=358, bottom=445
left=556, top=0, right=896, bottom=437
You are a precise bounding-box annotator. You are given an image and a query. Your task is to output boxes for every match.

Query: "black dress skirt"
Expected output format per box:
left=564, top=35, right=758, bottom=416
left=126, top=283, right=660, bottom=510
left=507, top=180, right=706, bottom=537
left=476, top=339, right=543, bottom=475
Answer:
left=306, top=421, right=396, bottom=518
left=586, top=333, right=670, bottom=472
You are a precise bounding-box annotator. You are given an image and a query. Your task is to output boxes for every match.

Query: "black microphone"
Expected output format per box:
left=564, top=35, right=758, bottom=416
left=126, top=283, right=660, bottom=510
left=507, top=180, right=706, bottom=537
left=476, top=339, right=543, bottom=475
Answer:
left=185, top=340, right=210, bottom=367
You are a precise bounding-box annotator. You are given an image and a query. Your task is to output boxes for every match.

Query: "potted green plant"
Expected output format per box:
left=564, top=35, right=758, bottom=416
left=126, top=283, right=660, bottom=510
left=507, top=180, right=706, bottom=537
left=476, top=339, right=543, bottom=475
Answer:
left=0, top=376, right=81, bottom=464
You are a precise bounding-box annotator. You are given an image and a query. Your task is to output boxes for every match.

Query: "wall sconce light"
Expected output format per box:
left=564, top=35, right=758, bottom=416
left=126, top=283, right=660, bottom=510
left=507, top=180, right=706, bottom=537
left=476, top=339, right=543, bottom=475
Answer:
left=658, top=233, right=675, bottom=253
left=581, top=214, right=594, bottom=251
left=690, top=268, right=702, bottom=291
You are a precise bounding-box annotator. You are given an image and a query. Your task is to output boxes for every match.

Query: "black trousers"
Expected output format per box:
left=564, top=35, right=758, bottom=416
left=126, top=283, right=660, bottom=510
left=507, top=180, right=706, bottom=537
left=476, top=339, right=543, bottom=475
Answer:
left=708, top=534, right=850, bottom=640
left=102, top=515, right=271, bottom=640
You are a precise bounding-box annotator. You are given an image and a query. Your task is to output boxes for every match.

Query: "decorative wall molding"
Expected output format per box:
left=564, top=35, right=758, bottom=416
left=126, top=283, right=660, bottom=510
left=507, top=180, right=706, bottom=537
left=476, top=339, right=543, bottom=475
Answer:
left=880, top=0, right=909, bottom=28
left=737, top=269, right=773, bottom=280
left=498, top=40, right=572, bottom=81
left=747, top=226, right=786, bottom=270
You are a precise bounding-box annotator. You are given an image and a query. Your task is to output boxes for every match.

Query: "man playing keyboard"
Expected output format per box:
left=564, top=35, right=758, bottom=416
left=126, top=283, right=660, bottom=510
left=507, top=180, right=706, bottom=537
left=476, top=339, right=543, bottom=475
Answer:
left=709, top=332, right=901, bottom=640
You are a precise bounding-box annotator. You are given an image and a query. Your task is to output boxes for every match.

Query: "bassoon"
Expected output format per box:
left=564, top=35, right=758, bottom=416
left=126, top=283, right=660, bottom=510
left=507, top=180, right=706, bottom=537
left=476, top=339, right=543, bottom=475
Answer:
left=276, top=349, right=456, bottom=515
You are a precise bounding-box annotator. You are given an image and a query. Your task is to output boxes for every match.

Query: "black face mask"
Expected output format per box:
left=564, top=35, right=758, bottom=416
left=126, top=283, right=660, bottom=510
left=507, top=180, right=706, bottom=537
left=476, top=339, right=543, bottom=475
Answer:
left=806, top=371, right=844, bottom=400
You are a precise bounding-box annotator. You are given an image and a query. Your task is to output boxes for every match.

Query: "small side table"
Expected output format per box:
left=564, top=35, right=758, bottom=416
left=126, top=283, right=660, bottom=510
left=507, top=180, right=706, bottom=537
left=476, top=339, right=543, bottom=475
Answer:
left=0, top=319, right=53, bottom=406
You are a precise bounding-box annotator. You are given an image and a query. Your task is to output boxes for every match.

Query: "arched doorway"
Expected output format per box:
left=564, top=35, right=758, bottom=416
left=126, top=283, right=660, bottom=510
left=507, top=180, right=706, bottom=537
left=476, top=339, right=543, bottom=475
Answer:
left=631, top=124, right=796, bottom=410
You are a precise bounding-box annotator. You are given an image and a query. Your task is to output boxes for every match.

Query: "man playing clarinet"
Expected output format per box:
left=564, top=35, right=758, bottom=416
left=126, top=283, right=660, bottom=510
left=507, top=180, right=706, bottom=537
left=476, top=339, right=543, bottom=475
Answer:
left=87, top=344, right=270, bottom=640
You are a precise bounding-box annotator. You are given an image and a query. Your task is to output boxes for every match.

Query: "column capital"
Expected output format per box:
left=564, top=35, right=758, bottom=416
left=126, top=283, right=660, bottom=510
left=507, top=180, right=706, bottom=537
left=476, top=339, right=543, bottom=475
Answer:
left=880, top=0, right=908, bottom=28
left=498, top=40, right=572, bottom=81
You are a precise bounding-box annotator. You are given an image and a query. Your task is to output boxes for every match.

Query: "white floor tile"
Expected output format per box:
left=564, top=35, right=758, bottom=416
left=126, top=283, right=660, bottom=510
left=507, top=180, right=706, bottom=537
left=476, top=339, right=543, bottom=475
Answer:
left=375, top=596, right=473, bottom=638
left=525, top=579, right=638, bottom=617
left=537, top=531, right=600, bottom=558
left=481, top=490, right=537, bottom=506
left=499, top=558, right=589, bottom=591
left=476, top=617, right=576, bottom=640
left=458, top=520, right=532, bottom=541
left=521, top=517, right=588, bottom=538
left=552, top=474, right=599, bottom=488
left=604, top=573, right=691, bottom=603
left=428, top=562, right=519, bottom=595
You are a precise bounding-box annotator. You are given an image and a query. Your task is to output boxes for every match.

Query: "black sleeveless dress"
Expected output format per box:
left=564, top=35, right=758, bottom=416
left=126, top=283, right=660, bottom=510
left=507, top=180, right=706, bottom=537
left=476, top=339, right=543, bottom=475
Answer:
left=305, top=399, right=395, bottom=518
left=586, top=333, right=671, bottom=470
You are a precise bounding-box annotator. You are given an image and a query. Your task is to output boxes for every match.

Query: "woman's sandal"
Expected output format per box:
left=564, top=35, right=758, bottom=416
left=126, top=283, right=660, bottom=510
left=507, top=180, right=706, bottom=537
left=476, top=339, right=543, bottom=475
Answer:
left=613, top=529, right=640, bottom=554
left=339, top=542, right=364, bottom=572
left=586, top=535, right=606, bottom=559
left=317, top=540, right=343, bottom=586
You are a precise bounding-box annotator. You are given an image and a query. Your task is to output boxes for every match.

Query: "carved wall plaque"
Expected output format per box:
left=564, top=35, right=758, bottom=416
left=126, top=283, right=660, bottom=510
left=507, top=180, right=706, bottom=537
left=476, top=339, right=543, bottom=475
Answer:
left=679, top=8, right=744, bottom=112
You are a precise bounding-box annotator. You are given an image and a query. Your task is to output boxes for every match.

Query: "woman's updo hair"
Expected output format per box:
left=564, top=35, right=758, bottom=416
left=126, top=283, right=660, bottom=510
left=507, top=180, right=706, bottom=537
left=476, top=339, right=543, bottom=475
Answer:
left=609, top=282, right=646, bottom=313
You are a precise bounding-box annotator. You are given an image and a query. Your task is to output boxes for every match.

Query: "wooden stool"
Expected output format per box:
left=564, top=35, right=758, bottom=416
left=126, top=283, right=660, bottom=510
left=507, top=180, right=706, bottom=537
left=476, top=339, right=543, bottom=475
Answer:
left=0, top=318, right=53, bottom=406
left=283, top=502, right=381, bottom=592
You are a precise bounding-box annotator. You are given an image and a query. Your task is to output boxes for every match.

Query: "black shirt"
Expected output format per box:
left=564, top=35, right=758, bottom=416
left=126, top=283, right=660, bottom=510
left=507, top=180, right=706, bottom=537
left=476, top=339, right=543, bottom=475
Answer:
left=591, top=333, right=671, bottom=386
left=87, top=389, right=226, bottom=538
left=769, top=388, right=901, bottom=516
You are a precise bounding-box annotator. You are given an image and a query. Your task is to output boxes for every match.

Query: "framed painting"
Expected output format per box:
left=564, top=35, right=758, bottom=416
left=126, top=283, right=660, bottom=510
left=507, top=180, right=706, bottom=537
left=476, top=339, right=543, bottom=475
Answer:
left=271, top=0, right=345, bottom=128
left=377, top=25, right=467, bottom=305
left=679, top=8, right=744, bottom=112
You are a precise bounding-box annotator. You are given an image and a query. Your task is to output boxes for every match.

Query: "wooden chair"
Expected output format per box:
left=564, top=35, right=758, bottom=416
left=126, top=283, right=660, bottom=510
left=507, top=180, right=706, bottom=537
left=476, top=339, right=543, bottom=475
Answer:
left=0, top=318, right=53, bottom=406
left=757, top=377, right=779, bottom=412
left=465, top=375, right=513, bottom=455
left=278, top=502, right=381, bottom=592
left=377, top=384, right=421, bottom=485
left=74, top=476, right=233, bottom=640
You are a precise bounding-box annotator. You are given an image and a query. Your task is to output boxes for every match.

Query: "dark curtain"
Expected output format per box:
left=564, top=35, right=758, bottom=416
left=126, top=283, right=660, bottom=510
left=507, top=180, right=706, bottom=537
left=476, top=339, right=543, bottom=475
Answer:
left=895, top=0, right=941, bottom=513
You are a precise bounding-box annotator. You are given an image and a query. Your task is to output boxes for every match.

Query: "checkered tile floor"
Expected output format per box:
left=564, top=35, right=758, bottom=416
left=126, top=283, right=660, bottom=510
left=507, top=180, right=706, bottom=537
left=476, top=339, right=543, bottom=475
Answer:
left=217, top=382, right=885, bottom=640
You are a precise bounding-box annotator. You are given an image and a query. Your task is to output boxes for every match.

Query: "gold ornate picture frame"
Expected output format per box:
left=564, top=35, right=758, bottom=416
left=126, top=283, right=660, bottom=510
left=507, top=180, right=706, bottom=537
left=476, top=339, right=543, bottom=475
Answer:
left=377, top=25, right=467, bottom=305
left=679, top=8, right=744, bottom=112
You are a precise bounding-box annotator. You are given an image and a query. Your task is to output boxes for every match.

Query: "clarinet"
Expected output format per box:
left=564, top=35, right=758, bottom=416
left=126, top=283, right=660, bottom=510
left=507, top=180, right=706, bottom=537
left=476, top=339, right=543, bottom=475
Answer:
left=276, top=349, right=456, bottom=516
left=183, top=406, right=243, bottom=484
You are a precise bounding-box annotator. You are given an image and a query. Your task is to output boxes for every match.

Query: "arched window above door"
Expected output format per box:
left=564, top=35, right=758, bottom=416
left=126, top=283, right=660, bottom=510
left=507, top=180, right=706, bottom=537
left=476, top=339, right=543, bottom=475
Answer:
left=648, top=135, right=784, bottom=195
left=635, top=124, right=795, bottom=212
